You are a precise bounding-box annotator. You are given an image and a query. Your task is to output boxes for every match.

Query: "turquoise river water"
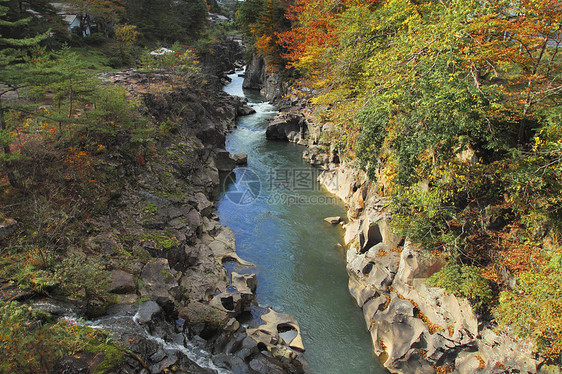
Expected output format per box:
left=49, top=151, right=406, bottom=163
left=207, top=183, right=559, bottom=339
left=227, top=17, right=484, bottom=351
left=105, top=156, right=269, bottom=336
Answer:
left=218, top=71, right=387, bottom=374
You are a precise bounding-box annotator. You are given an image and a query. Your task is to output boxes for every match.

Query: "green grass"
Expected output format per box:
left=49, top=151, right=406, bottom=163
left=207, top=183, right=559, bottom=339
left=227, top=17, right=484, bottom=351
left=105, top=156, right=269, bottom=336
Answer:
left=71, top=46, right=119, bottom=72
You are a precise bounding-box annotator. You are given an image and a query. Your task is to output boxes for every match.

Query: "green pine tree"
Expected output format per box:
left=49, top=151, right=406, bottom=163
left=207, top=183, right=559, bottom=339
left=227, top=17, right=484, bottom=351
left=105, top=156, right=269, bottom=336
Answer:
left=0, top=0, right=49, bottom=188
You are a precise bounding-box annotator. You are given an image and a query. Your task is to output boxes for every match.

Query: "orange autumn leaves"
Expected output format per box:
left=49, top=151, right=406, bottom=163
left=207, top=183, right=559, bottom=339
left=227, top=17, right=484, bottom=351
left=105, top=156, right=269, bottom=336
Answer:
left=275, top=0, right=381, bottom=71
left=270, top=0, right=561, bottom=83
left=466, top=0, right=562, bottom=112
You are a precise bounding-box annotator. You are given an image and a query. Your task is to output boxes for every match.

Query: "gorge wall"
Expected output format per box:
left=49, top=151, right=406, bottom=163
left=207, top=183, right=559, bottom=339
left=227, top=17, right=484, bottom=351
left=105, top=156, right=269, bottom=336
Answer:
left=250, top=61, right=555, bottom=374
left=242, top=54, right=290, bottom=109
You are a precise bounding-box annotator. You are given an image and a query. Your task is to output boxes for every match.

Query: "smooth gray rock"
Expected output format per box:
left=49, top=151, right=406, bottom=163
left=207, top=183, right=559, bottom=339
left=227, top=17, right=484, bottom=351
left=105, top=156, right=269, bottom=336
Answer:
left=214, top=149, right=236, bottom=172
left=136, top=301, right=163, bottom=324
left=140, top=259, right=179, bottom=309
left=231, top=153, right=248, bottom=165
left=323, top=216, right=342, bottom=224
left=109, top=270, right=136, bottom=294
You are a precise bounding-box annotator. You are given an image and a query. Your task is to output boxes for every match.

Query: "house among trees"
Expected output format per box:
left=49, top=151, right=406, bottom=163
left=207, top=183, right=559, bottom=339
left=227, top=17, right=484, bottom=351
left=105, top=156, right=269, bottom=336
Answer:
left=51, top=2, right=96, bottom=36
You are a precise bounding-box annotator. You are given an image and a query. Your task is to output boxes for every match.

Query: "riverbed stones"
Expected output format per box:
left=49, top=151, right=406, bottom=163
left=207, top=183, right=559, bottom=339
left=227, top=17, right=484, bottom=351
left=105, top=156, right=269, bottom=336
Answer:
left=209, top=289, right=252, bottom=315
left=196, top=122, right=227, bottom=148
left=136, top=300, right=163, bottom=325
left=265, top=113, right=307, bottom=142
left=208, top=226, right=254, bottom=266
left=213, top=149, right=236, bottom=172
left=178, top=300, right=228, bottom=328
left=237, top=104, right=256, bottom=116
left=191, top=192, right=213, bottom=217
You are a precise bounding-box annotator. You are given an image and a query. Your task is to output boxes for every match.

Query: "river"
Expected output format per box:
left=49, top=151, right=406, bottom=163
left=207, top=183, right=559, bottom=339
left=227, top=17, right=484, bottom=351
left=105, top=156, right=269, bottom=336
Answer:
left=218, top=71, right=386, bottom=374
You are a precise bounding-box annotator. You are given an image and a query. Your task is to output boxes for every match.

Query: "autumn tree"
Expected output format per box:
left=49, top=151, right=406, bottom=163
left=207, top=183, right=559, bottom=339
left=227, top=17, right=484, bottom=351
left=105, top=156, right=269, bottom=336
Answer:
left=467, top=0, right=562, bottom=143
left=236, top=0, right=289, bottom=65
left=24, top=48, right=144, bottom=146
left=235, top=0, right=265, bottom=35
left=114, top=23, right=138, bottom=62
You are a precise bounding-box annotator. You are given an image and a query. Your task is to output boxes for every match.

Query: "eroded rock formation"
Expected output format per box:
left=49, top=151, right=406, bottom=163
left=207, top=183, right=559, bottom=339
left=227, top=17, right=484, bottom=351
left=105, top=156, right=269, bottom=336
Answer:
left=263, top=86, right=548, bottom=372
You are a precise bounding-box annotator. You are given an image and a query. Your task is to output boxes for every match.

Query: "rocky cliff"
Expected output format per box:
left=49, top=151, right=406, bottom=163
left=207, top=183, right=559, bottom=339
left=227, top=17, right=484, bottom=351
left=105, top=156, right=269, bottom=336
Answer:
left=242, top=53, right=290, bottom=109
left=264, top=101, right=553, bottom=373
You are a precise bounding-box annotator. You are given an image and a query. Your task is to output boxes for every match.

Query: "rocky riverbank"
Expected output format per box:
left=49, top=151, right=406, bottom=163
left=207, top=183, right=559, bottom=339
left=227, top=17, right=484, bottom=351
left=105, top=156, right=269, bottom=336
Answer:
left=254, top=65, right=555, bottom=373
left=94, top=69, right=307, bottom=374
left=1, top=50, right=308, bottom=373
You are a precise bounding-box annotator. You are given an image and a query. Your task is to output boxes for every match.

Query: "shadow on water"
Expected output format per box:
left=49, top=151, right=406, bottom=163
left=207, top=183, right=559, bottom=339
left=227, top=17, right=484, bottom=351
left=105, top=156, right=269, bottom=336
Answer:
left=218, top=69, right=387, bottom=374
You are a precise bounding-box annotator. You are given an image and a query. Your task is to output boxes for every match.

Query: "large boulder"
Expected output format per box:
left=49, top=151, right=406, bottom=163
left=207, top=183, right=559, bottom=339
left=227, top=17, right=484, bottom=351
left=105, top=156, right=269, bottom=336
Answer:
left=231, top=152, right=248, bottom=165
left=195, top=122, right=226, bottom=148
left=323, top=216, right=342, bottom=224
left=231, top=272, right=257, bottom=294
left=243, top=54, right=266, bottom=90
left=266, top=113, right=307, bottom=142
left=208, top=226, right=254, bottom=266
left=190, top=192, right=213, bottom=217
left=346, top=217, right=483, bottom=373
left=135, top=300, right=163, bottom=325
left=246, top=308, right=305, bottom=353
left=213, top=149, right=236, bottom=172
left=109, top=270, right=136, bottom=294
left=238, top=105, right=256, bottom=116
left=139, top=259, right=179, bottom=311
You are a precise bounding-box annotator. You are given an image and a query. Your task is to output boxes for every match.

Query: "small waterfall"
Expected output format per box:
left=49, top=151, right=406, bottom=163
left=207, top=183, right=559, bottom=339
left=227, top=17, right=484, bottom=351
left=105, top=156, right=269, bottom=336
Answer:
left=35, top=300, right=231, bottom=374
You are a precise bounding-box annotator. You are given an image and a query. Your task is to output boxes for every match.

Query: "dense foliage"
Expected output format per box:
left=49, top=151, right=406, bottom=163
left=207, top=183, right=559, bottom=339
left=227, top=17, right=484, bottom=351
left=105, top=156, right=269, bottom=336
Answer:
left=235, top=0, right=290, bottom=65
left=126, top=0, right=209, bottom=43
left=0, top=0, right=212, bottom=369
left=239, top=0, right=562, bottom=362
left=0, top=300, right=123, bottom=373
